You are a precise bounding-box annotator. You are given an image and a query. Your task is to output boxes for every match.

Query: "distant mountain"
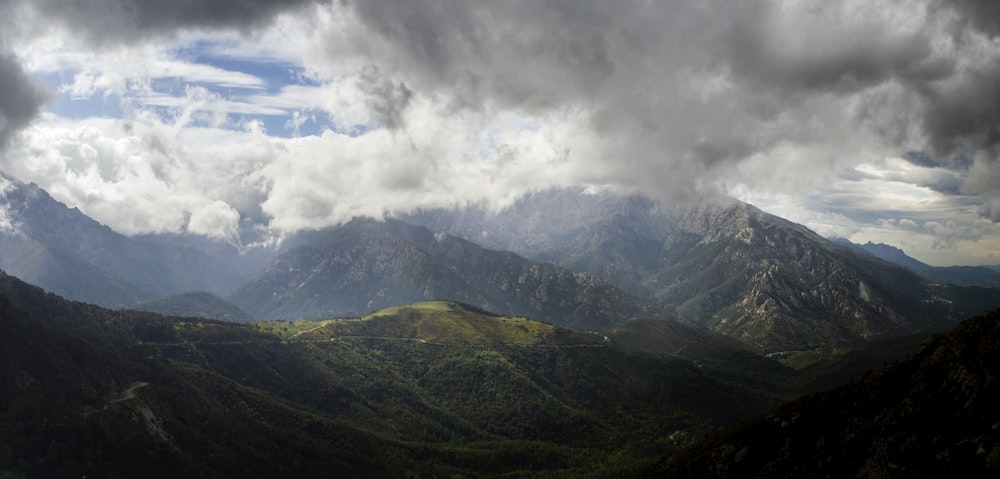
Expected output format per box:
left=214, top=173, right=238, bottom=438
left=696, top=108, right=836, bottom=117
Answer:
left=833, top=238, right=1000, bottom=288
left=232, top=218, right=667, bottom=329
left=4, top=174, right=995, bottom=351
left=400, top=189, right=998, bottom=350
left=0, top=174, right=267, bottom=306
left=925, top=266, right=1000, bottom=287
left=128, top=291, right=256, bottom=323
left=830, top=238, right=932, bottom=271
left=0, top=271, right=777, bottom=478
left=658, top=309, right=1000, bottom=478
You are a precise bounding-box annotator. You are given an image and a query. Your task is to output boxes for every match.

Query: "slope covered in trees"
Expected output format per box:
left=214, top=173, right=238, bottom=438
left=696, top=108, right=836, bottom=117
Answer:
left=0, top=272, right=775, bottom=478
left=657, top=309, right=1000, bottom=478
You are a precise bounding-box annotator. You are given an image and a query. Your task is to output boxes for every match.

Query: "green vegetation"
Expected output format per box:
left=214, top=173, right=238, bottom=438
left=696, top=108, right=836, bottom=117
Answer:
left=357, top=301, right=577, bottom=345
left=0, top=276, right=777, bottom=478
left=2, top=270, right=979, bottom=478
left=654, top=310, right=1000, bottom=478
left=254, top=318, right=339, bottom=340
left=129, top=291, right=257, bottom=323
left=773, top=333, right=936, bottom=395
left=255, top=300, right=597, bottom=347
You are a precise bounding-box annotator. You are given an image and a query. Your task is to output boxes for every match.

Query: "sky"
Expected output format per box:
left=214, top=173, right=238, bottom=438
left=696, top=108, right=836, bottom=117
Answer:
left=1, top=0, right=999, bottom=266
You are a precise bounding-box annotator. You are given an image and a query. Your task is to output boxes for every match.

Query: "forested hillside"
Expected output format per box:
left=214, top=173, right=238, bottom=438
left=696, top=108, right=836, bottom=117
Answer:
left=657, top=309, right=1000, bottom=478
left=0, top=272, right=776, bottom=478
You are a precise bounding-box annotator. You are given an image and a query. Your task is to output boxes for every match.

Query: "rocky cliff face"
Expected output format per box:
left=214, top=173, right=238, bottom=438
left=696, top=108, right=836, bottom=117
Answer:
left=400, top=190, right=989, bottom=350
left=651, top=203, right=929, bottom=350
left=232, top=218, right=667, bottom=328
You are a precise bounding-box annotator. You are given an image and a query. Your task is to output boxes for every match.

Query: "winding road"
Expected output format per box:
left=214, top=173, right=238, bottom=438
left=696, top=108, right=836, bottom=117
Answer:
left=110, top=382, right=149, bottom=403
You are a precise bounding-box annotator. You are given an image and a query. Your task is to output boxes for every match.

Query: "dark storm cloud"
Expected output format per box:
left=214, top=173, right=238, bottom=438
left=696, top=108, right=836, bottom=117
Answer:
left=921, top=62, right=1000, bottom=161
left=902, top=151, right=974, bottom=170
left=924, top=174, right=965, bottom=195
left=343, top=0, right=624, bottom=112
left=330, top=0, right=1000, bottom=219
left=690, top=139, right=755, bottom=168
left=727, top=23, right=948, bottom=94
left=5, top=0, right=1000, bottom=246
left=24, top=0, right=326, bottom=44
left=0, top=52, right=46, bottom=147
left=358, top=66, right=413, bottom=130
left=336, top=0, right=774, bottom=199
left=915, top=1, right=1000, bottom=222
left=901, top=151, right=940, bottom=169
left=947, top=0, right=1000, bottom=38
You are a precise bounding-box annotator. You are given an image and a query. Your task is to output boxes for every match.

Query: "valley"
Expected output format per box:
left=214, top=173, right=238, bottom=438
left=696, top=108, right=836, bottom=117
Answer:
left=0, top=185, right=998, bottom=477
left=0, top=276, right=774, bottom=477
left=4, top=2, right=1000, bottom=477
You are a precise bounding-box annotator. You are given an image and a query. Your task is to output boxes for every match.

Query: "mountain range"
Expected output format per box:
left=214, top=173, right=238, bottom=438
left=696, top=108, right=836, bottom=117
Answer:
left=2, top=265, right=995, bottom=477
left=0, top=271, right=780, bottom=477
left=399, top=190, right=998, bottom=349
left=2, top=174, right=1000, bottom=476
left=231, top=218, right=666, bottom=330
left=2, top=177, right=997, bottom=351
left=833, top=238, right=1000, bottom=288
left=0, top=174, right=267, bottom=307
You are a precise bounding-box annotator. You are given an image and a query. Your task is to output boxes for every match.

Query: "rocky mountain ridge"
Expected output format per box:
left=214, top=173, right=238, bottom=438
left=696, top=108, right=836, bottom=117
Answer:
left=833, top=238, right=1000, bottom=288
left=0, top=174, right=259, bottom=306
left=232, top=218, right=667, bottom=330
left=2, top=174, right=996, bottom=350
left=400, top=189, right=995, bottom=350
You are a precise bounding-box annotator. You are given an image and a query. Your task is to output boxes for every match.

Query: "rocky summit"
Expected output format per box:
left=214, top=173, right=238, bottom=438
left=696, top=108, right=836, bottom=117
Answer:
left=401, top=190, right=995, bottom=350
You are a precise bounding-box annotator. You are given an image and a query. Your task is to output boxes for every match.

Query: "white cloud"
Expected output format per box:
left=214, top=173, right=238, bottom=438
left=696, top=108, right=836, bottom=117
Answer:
left=0, top=175, right=22, bottom=234
left=897, top=218, right=919, bottom=230
left=188, top=200, right=241, bottom=241
left=735, top=157, right=999, bottom=265
left=3, top=0, right=1000, bottom=265
left=251, top=96, right=586, bottom=233
left=6, top=113, right=274, bottom=238
left=58, top=57, right=267, bottom=99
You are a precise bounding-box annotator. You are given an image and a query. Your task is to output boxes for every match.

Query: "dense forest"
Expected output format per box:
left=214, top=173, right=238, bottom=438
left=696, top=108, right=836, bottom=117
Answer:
left=4, top=271, right=978, bottom=477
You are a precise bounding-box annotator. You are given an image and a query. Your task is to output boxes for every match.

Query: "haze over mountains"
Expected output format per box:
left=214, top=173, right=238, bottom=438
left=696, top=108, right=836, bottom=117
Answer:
left=1, top=177, right=996, bottom=351
left=2, top=175, right=1000, bottom=476
left=232, top=218, right=665, bottom=329
left=833, top=238, right=1000, bottom=288
left=399, top=190, right=997, bottom=349
left=4, top=1, right=1000, bottom=476
left=0, top=174, right=267, bottom=306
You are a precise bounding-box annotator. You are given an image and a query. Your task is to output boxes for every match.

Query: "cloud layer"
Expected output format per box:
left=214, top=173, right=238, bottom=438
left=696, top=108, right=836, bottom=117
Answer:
left=2, top=0, right=1000, bottom=264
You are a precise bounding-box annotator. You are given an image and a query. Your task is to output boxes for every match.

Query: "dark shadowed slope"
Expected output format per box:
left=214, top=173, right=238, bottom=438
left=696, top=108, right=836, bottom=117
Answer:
left=128, top=291, right=256, bottom=323
left=656, top=309, right=1000, bottom=479
left=0, top=271, right=778, bottom=478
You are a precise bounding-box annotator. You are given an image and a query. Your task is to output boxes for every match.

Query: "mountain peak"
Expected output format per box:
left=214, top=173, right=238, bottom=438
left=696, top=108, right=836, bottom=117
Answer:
left=0, top=175, right=264, bottom=306
left=400, top=188, right=994, bottom=350
left=232, top=218, right=667, bottom=328
left=836, top=238, right=1000, bottom=287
